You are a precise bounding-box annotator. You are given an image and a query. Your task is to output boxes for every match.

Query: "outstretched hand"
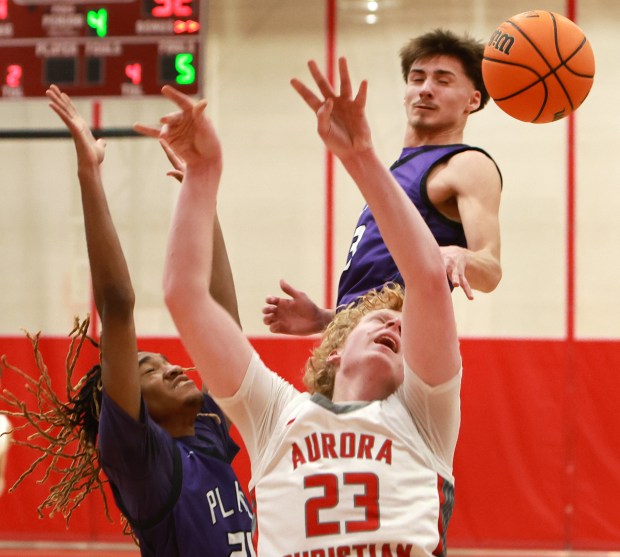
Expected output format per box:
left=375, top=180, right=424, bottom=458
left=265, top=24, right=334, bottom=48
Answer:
left=291, top=57, right=372, bottom=160
left=134, top=85, right=221, bottom=170
left=133, top=118, right=187, bottom=183
left=262, top=279, right=330, bottom=336
left=158, top=138, right=186, bottom=182
left=46, top=85, right=105, bottom=167
left=159, top=85, right=221, bottom=168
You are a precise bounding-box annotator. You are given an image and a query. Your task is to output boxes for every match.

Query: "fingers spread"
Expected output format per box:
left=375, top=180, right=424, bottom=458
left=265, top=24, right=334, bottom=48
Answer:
left=460, top=277, right=474, bottom=300
left=194, top=99, right=208, bottom=117
left=132, top=123, right=160, bottom=138
left=161, top=85, right=195, bottom=111
left=307, top=60, right=335, bottom=99
left=354, top=79, right=368, bottom=109
left=338, top=57, right=352, bottom=98
left=279, top=279, right=298, bottom=297
left=159, top=138, right=185, bottom=170
left=291, top=78, right=323, bottom=112
left=316, top=98, right=334, bottom=136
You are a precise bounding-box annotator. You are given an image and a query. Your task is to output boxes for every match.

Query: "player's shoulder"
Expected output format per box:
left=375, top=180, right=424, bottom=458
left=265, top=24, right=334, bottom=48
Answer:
left=447, top=147, right=502, bottom=186
left=450, top=145, right=497, bottom=165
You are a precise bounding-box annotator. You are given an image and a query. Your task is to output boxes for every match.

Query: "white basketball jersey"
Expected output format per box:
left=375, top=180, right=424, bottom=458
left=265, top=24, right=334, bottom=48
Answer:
left=217, top=352, right=460, bottom=557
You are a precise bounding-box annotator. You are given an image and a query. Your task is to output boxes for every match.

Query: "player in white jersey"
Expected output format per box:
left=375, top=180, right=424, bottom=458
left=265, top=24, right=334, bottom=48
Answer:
left=157, top=57, right=461, bottom=556
left=229, top=344, right=459, bottom=556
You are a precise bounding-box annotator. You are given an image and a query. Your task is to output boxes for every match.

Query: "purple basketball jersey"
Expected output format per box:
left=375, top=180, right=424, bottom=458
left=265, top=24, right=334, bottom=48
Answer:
left=337, top=144, right=500, bottom=307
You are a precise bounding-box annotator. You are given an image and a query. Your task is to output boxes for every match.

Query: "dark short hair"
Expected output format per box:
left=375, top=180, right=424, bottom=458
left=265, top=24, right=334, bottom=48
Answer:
left=399, top=29, right=489, bottom=112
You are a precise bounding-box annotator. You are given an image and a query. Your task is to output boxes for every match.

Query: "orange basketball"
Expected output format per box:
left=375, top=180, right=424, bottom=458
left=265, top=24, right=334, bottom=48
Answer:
left=482, top=10, right=595, bottom=123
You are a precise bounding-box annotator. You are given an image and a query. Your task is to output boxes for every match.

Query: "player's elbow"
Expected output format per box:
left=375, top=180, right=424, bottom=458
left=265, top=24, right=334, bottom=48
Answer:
left=163, top=275, right=187, bottom=316
left=100, top=284, right=135, bottom=318
left=490, top=265, right=503, bottom=291
left=477, top=264, right=502, bottom=293
left=163, top=273, right=212, bottom=320
left=405, top=256, right=450, bottom=292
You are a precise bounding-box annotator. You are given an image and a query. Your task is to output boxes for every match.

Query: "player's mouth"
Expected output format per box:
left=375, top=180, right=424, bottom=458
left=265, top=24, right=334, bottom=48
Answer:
left=374, top=333, right=399, bottom=354
left=172, top=374, right=192, bottom=388
left=413, top=103, right=436, bottom=111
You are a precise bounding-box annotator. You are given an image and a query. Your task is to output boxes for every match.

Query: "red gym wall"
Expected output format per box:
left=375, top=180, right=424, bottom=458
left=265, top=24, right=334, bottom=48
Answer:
left=0, top=334, right=619, bottom=550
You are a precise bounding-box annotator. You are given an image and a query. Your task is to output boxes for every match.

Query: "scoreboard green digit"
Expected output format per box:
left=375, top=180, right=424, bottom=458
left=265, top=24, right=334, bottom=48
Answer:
left=0, top=0, right=203, bottom=98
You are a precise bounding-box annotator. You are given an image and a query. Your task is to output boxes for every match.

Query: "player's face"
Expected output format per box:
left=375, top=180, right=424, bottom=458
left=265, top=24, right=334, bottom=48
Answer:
left=403, top=54, right=481, bottom=136
left=138, top=352, right=203, bottom=422
left=336, top=309, right=405, bottom=400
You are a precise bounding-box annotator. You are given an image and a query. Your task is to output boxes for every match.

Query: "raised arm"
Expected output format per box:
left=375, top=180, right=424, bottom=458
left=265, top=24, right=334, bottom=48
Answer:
left=157, top=86, right=253, bottom=397
left=292, top=59, right=460, bottom=385
left=131, top=127, right=242, bottom=327
left=46, top=85, right=141, bottom=419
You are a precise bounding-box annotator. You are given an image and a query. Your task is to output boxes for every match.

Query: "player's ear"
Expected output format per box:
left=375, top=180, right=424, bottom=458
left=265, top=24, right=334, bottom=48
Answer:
left=467, top=90, right=481, bottom=113
left=326, top=350, right=341, bottom=367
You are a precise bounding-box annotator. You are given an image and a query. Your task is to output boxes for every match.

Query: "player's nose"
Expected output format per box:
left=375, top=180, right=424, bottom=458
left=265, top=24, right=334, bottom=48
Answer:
left=386, top=317, right=401, bottom=335
left=163, top=365, right=183, bottom=380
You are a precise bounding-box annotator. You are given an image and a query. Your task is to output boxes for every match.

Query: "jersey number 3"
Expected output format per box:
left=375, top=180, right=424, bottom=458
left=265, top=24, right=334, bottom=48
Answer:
left=343, top=225, right=366, bottom=271
left=304, top=472, right=379, bottom=537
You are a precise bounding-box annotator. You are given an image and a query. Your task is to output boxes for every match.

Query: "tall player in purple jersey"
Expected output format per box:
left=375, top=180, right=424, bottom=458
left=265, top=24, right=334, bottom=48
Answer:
left=45, top=86, right=253, bottom=557
left=263, top=29, right=502, bottom=334
left=160, top=58, right=462, bottom=556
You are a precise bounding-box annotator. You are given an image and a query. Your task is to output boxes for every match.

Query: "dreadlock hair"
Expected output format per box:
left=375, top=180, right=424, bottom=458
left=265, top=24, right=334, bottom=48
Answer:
left=399, top=28, right=490, bottom=112
left=0, top=316, right=123, bottom=531
left=304, top=283, right=405, bottom=399
left=66, top=361, right=103, bottom=449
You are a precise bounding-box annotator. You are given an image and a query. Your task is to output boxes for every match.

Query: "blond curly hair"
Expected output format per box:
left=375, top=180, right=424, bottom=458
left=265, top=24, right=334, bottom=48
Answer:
left=304, top=283, right=405, bottom=398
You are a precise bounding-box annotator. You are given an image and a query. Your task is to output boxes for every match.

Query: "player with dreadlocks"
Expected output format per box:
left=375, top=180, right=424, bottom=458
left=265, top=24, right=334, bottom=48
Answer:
left=1, top=85, right=253, bottom=557
left=0, top=317, right=108, bottom=520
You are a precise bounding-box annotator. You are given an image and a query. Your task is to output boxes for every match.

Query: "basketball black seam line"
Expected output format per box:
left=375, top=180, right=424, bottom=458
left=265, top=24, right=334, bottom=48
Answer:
left=486, top=12, right=592, bottom=121
left=505, top=12, right=592, bottom=111
left=484, top=43, right=589, bottom=109
left=504, top=12, right=564, bottom=119
left=506, top=12, right=556, bottom=74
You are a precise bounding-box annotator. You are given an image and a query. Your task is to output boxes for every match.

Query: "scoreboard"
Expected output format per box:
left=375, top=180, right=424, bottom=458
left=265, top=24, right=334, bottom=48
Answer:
left=0, top=0, right=203, bottom=98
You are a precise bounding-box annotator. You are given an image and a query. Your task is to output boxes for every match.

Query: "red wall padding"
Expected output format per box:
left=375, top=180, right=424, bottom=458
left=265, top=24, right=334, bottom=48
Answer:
left=0, top=335, right=619, bottom=548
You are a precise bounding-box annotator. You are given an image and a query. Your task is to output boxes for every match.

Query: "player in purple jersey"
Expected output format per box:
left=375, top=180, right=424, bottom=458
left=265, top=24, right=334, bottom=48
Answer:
left=262, top=29, right=502, bottom=334
left=11, top=86, right=253, bottom=556
left=159, top=58, right=461, bottom=556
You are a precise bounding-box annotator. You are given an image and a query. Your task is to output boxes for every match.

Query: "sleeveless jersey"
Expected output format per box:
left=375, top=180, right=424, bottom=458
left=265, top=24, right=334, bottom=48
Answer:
left=216, top=352, right=461, bottom=557
left=337, top=144, right=500, bottom=307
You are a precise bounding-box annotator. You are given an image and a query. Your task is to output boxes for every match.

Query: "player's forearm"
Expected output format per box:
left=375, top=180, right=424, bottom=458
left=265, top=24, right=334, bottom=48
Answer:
left=210, top=214, right=241, bottom=327
left=164, top=163, right=220, bottom=314
left=464, top=248, right=502, bottom=292
left=78, top=165, right=135, bottom=317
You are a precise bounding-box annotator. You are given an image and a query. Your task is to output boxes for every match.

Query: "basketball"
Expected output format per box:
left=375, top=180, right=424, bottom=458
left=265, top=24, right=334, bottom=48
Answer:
left=482, top=10, right=595, bottom=123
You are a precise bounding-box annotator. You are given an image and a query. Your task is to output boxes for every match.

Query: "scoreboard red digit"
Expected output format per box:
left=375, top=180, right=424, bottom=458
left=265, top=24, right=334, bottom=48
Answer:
left=0, top=0, right=203, bottom=98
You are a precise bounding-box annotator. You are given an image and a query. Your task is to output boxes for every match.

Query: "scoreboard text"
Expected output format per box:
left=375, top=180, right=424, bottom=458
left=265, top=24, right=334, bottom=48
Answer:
left=0, top=0, right=203, bottom=98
